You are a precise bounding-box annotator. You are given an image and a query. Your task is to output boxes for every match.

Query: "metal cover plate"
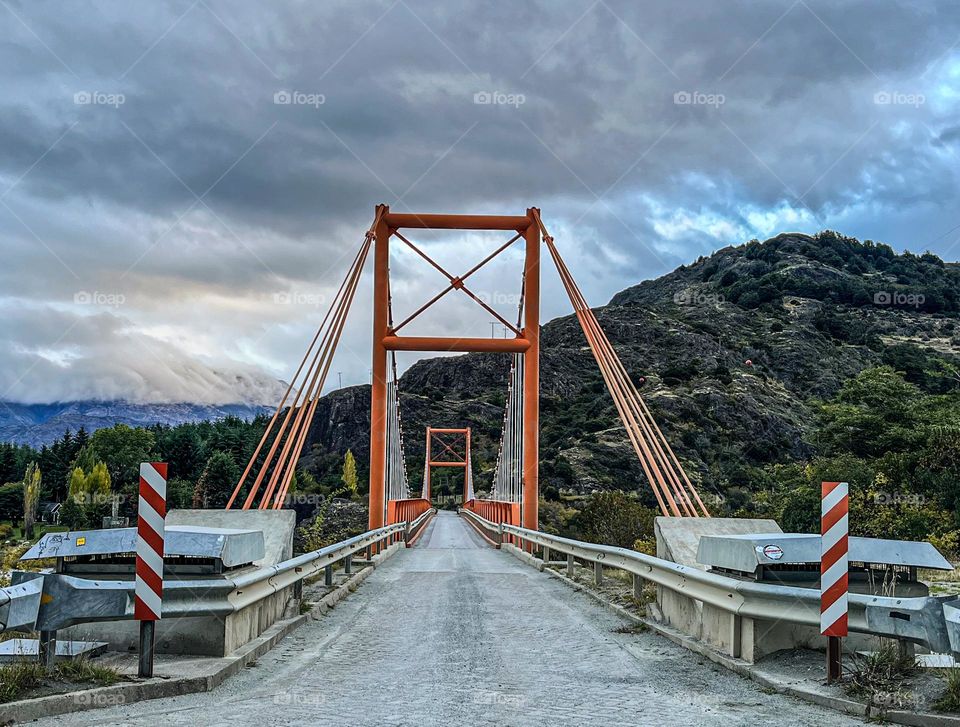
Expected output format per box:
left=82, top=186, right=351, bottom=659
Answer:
left=697, top=532, right=953, bottom=573
left=20, top=526, right=265, bottom=567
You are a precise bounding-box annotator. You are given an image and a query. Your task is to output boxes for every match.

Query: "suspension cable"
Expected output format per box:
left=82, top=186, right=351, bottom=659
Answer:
left=265, top=234, right=372, bottom=509
left=226, top=208, right=382, bottom=510
left=532, top=210, right=710, bottom=518
left=491, top=351, right=523, bottom=503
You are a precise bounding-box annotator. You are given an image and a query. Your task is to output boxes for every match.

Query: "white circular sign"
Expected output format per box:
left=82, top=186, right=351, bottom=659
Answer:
left=762, top=544, right=784, bottom=561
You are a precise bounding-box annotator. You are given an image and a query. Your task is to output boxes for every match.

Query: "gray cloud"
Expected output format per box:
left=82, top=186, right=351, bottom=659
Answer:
left=1, top=0, right=960, bottom=403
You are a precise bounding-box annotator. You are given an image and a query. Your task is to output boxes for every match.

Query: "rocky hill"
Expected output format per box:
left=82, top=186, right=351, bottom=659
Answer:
left=298, top=231, right=960, bottom=510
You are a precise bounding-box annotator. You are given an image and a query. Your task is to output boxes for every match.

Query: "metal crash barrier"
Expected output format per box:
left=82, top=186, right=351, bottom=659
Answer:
left=458, top=513, right=956, bottom=658
left=2, top=522, right=411, bottom=636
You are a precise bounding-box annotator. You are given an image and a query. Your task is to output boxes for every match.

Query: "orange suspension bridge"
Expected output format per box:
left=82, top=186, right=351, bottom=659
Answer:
left=224, top=206, right=711, bottom=528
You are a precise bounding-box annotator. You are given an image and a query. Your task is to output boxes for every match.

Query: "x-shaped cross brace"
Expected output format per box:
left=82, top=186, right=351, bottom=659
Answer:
left=390, top=230, right=523, bottom=336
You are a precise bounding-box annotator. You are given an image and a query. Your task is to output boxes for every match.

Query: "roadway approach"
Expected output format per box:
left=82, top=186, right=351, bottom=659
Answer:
left=33, top=512, right=860, bottom=726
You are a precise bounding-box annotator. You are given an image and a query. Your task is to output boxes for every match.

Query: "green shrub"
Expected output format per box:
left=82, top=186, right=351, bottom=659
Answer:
left=572, top=491, right=656, bottom=549
left=936, top=668, right=960, bottom=712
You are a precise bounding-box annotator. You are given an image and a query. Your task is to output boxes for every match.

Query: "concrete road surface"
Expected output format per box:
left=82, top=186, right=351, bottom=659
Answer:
left=33, top=511, right=861, bottom=726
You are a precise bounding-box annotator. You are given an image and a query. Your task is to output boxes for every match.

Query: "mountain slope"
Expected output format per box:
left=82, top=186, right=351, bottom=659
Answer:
left=299, top=231, right=960, bottom=508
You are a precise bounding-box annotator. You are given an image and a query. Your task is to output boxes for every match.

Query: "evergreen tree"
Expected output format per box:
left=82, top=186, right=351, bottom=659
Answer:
left=0, top=444, right=17, bottom=484
left=192, top=451, right=241, bottom=509
left=74, top=426, right=89, bottom=451
left=159, top=426, right=203, bottom=481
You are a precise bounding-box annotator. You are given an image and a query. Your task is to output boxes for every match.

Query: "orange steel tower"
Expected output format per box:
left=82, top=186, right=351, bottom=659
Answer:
left=368, top=205, right=540, bottom=533
left=423, top=427, right=472, bottom=503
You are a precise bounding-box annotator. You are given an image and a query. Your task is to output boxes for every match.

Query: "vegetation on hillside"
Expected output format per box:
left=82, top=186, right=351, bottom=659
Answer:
left=707, top=231, right=960, bottom=314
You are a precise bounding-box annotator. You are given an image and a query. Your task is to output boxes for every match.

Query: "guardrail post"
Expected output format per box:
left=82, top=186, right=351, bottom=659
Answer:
left=366, top=544, right=373, bottom=560
left=730, top=614, right=742, bottom=659
left=827, top=636, right=842, bottom=683
left=543, top=546, right=551, bottom=564
left=139, top=621, right=156, bottom=679
left=344, top=554, right=353, bottom=575
left=495, top=525, right=502, bottom=549
left=567, top=554, right=575, bottom=577
left=632, top=574, right=642, bottom=602
left=594, top=562, right=603, bottom=586
left=38, top=630, right=56, bottom=669
left=324, top=564, right=333, bottom=586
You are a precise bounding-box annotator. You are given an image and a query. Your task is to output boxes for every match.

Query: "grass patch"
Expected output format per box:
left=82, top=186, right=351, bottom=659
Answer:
left=54, top=657, right=121, bottom=686
left=845, top=642, right=918, bottom=711
left=299, top=600, right=313, bottom=615
left=0, top=656, right=120, bottom=704
left=935, top=668, right=960, bottom=713
left=0, top=661, right=45, bottom=703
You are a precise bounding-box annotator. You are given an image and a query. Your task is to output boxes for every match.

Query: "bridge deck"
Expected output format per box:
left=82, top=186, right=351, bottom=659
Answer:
left=38, top=512, right=859, bottom=726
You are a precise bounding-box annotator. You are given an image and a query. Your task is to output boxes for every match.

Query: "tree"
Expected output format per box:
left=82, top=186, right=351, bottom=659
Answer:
left=342, top=450, right=358, bottom=498
left=0, top=444, right=18, bottom=485
left=22, top=462, right=41, bottom=539
left=159, top=426, right=203, bottom=482
left=166, top=477, right=196, bottom=509
left=90, top=424, right=155, bottom=491
left=193, top=452, right=241, bottom=509
left=296, top=469, right=322, bottom=495
left=58, top=498, right=90, bottom=530
left=68, top=460, right=111, bottom=505
left=572, top=491, right=657, bottom=549
left=38, top=432, right=76, bottom=502
left=818, top=367, right=925, bottom=458
left=62, top=444, right=113, bottom=530
left=0, top=482, right=22, bottom=523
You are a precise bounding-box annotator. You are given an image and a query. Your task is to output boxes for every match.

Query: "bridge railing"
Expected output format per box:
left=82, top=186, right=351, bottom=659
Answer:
left=386, top=497, right=431, bottom=524
left=461, top=499, right=520, bottom=544
left=459, top=506, right=505, bottom=547
left=2, top=521, right=413, bottom=637
left=460, top=512, right=954, bottom=657
left=386, top=498, right=434, bottom=544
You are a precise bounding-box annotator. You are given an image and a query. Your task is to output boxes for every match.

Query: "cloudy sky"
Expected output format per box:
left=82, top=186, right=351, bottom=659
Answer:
left=2, top=0, right=960, bottom=404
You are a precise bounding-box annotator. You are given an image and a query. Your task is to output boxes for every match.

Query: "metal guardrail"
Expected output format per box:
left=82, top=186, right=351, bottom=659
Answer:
left=0, top=575, right=43, bottom=632
left=406, top=507, right=434, bottom=544
left=459, top=508, right=502, bottom=546
left=943, top=599, right=960, bottom=655
left=3, top=522, right=410, bottom=634
left=458, top=513, right=955, bottom=656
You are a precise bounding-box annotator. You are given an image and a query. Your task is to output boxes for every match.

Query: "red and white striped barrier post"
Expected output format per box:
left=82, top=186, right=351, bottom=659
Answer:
left=136, top=462, right=167, bottom=678
left=821, top=480, right=849, bottom=683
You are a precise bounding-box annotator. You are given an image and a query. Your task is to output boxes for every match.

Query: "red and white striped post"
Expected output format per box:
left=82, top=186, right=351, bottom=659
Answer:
left=821, top=480, right=849, bottom=683
left=136, top=462, right=167, bottom=678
